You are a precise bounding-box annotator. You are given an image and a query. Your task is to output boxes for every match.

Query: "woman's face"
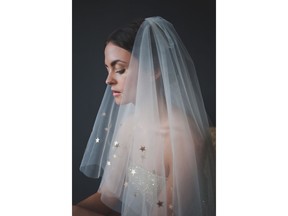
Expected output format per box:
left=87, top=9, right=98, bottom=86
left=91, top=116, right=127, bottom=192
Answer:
left=104, top=42, right=133, bottom=105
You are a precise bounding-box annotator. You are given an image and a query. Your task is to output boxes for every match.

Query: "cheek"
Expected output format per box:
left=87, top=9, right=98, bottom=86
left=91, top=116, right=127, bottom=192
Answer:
left=123, top=74, right=138, bottom=103
left=124, top=69, right=138, bottom=90
left=119, top=75, right=127, bottom=91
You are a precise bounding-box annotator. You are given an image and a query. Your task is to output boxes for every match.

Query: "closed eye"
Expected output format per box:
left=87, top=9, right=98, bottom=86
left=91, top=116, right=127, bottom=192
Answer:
left=116, top=69, right=125, bottom=74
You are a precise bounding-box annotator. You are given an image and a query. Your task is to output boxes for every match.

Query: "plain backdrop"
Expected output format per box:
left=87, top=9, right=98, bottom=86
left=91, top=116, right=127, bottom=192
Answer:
left=73, top=0, right=216, bottom=204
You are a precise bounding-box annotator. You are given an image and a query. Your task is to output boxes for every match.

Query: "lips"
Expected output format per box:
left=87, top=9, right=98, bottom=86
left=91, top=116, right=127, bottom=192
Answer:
left=112, top=90, right=121, bottom=97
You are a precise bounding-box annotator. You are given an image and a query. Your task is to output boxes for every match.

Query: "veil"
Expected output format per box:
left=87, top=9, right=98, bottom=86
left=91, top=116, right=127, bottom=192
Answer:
left=80, top=16, right=216, bottom=216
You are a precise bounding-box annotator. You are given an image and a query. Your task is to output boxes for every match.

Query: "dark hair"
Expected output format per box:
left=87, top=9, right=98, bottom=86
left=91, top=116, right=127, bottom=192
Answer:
left=105, top=18, right=145, bottom=52
left=105, top=17, right=160, bottom=71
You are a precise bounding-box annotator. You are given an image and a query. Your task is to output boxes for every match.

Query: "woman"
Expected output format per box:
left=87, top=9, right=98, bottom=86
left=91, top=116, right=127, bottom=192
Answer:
left=73, top=16, right=216, bottom=216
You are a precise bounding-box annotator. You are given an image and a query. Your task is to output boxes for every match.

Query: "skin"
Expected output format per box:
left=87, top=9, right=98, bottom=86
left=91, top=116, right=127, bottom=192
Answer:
left=73, top=42, right=179, bottom=215
left=73, top=193, right=120, bottom=216
left=72, top=42, right=130, bottom=216
left=104, top=42, right=133, bottom=105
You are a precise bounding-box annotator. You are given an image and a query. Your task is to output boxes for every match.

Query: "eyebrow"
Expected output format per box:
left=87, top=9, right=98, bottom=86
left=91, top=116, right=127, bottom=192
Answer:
left=105, top=60, right=128, bottom=68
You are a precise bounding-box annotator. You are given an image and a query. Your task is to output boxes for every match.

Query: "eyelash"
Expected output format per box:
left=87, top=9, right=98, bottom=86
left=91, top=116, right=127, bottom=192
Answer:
left=116, top=69, right=125, bottom=74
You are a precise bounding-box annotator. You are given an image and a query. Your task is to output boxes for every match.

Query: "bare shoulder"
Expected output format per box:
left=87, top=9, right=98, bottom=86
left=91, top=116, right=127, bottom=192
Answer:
left=75, top=192, right=120, bottom=216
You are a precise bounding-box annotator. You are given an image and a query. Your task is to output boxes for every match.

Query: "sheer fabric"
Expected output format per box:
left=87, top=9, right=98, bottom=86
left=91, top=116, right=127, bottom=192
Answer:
left=80, top=16, right=215, bottom=216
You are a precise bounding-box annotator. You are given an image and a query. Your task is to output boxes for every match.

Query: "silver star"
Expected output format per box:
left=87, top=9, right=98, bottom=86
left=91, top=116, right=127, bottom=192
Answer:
left=105, top=123, right=112, bottom=131
left=131, top=169, right=136, bottom=175
left=107, top=161, right=111, bottom=166
left=95, top=137, right=100, bottom=143
left=114, top=141, right=120, bottom=147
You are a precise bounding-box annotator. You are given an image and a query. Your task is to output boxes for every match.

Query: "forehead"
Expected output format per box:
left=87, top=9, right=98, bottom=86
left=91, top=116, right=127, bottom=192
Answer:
left=104, top=42, right=131, bottom=67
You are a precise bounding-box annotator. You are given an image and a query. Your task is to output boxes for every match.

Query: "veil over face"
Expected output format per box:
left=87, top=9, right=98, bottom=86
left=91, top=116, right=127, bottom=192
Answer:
left=80, top=16, right=216, bottom=216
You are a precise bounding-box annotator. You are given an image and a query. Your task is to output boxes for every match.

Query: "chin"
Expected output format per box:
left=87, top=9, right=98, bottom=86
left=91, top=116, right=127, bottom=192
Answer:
left=114, top=97, right=132, bottom=105
left=114, top=97, right=125, bottom=105
left=114, top=99, right=121, bottom=105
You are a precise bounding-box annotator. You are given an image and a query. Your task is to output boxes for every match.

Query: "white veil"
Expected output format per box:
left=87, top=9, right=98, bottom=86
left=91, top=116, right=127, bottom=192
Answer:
left=80, top=16, right=216, bottom=216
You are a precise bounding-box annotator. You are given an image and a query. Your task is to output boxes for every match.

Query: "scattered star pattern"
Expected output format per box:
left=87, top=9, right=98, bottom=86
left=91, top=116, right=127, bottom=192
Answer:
left=157, top=200, right=163, bottom=207
left=114, top=141, right=120, bottom=147
left=140, top=145, right=146, bottom=152
left=131, top=169, right=136, bottom=175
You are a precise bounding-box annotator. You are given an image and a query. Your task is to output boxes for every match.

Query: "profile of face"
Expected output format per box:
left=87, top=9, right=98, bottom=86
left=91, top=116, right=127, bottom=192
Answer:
left=104, top=42, right=137, bottom=105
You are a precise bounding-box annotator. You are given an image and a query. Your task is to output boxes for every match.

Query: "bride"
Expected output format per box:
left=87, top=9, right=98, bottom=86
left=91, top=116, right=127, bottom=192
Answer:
left=73, top=16, right=216, bottom=216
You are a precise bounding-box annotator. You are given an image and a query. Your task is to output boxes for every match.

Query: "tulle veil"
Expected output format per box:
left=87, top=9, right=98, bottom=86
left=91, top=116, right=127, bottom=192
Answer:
left=80, top=16, right=216, bottom=216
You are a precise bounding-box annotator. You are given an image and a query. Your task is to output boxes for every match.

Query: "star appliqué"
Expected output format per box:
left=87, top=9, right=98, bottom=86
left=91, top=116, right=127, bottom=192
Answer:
left=114, top=141, right=120, bottom=147
left=140, top=145, right=146, bottom=152
left=157, top=200, right=163, bottom=207
left=131, top=169, right=136, bottom=175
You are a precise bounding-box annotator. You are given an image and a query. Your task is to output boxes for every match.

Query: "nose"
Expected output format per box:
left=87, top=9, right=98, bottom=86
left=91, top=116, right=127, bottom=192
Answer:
left=106, top=72, right=116, bottom=85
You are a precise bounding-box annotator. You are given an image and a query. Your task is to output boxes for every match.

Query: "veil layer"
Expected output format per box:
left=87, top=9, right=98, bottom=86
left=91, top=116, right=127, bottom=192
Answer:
left=80, top=16, right=216, bottom=216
